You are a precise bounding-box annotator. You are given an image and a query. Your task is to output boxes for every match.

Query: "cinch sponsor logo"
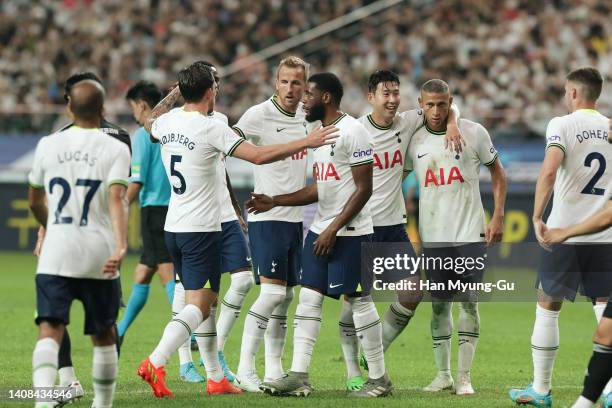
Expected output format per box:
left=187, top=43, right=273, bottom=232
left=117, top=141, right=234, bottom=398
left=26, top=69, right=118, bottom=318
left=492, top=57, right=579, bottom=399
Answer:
left=314, top=162, right=340, bottom=181
left=292, top=149, right=307, bottom=160
left=352, top=148, right=373, bottom=158
left=373, top=150, right=403, bottom=170
left=547, top=135, right=561, bottom=142
left=424, top=166, right=464, bottom=187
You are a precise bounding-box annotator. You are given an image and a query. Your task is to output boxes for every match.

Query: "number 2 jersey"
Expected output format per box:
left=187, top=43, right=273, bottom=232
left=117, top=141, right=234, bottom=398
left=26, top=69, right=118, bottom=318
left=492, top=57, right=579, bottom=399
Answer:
left=151, top=107, right=245, bottom=233
left=28, top=126, right=131, bottom=279
left=545, top=109, right=612, bottom=243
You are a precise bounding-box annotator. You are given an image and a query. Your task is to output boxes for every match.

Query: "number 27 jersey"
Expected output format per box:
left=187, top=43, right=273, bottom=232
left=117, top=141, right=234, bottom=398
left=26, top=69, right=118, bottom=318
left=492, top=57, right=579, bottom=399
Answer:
left=28, top=127, right=131, bottom=279
left=545, top=109, right=612, bottom=242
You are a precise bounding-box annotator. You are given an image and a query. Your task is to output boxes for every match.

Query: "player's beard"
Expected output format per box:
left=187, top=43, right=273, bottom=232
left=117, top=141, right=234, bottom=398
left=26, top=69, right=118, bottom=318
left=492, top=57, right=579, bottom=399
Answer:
left=305, top=102, right=325, bottom=123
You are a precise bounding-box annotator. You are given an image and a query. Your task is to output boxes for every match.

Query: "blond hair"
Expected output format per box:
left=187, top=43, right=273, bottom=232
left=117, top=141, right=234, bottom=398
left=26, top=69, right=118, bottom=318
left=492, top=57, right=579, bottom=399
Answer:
left=276, top=56, right=309, bottom=81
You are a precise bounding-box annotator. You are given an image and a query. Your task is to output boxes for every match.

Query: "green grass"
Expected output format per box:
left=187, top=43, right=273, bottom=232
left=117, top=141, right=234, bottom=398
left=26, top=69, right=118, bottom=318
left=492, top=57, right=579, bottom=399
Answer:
left=0, top=250, right=597, bottom=407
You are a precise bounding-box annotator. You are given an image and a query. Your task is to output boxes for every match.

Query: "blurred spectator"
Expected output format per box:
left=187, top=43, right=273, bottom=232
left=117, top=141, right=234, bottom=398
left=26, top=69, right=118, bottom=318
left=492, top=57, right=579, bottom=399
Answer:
left=1, top=0, right=611, bottom=138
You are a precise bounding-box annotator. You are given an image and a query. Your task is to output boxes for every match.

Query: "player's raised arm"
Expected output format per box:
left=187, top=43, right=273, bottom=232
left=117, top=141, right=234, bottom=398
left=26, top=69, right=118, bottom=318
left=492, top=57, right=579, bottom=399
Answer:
left=445, top=104, right=465, bottom=153
left=232, top=125, right=339, bottom=165
left=145, top=84, right=181, bottom=138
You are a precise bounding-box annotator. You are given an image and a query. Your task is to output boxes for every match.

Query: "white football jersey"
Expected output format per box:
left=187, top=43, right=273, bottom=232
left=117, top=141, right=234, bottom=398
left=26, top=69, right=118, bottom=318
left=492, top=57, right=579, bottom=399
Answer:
left=28, top=126, right=130, bottom=279
left=209, top=111, right=238, bottom=223
left=151, top=107, right=245, bottom=232
left=310, top=113, right=374, bottom=236
left=233, top=96, right=308, bottom=223
left=358, top=110, right=425, bottom=226
left=545, top=109, right=612, bottom=242
left=405, top=119, right=498, bottom=245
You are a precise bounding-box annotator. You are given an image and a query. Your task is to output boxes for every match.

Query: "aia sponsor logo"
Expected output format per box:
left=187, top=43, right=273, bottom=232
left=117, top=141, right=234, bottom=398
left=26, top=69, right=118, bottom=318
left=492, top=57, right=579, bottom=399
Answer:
left=424, top=166, right=464, bottom=187
left=314, top=162, right=340, bottom=181
left=373, top=150, right=403, bottom=169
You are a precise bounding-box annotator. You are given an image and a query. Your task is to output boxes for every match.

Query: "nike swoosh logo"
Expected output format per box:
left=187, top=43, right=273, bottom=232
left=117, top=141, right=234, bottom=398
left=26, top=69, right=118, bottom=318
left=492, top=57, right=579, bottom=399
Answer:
left=417, top=153, right=429, bottom=159
left=246, top=257, right=252, bottom=262
left=277, top=127, right=286, bottom=132
left=329, top=283, right=343, bottom=288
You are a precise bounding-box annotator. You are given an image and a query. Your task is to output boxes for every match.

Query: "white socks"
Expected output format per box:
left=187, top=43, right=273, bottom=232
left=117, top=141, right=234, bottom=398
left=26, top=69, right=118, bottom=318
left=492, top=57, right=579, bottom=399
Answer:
left=33, top=337, right=59, bottom=404
left=237, top=283, right=286, bottom=375
left=290, top=288, right=323, bottom=373
left=264, top=286, right=294, bottom=380
left=338, top=299, right=360, bottom=379
left=457, top=301, right=479, bottom=376
left=431, top=301, right=452, bottom=377
left=572, top=395, right=596, bottom=408
left=593, top=303, right=605, bottom=323
left=58, top=366, right=77, bottom=387
left=593, top=303, right=612, bottom=396
left=217, top=271, right=254, bottom=352
left=171, top=283, right=193, bottom=366
left=531, top=304, right=560, bottom=394
left=382, top=302, right=415, bottom=352
left=92, top=345, right=118, bottom=408
left=350, top=296, right=385, bottom=379
left=150, top=304, right=203, bottom=367
left=195, top=306, right=224, bottom=382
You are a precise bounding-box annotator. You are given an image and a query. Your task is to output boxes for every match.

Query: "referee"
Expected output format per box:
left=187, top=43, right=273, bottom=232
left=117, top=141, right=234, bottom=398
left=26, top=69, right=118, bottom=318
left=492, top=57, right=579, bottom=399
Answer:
left=117, top=81, right=174, bottom=345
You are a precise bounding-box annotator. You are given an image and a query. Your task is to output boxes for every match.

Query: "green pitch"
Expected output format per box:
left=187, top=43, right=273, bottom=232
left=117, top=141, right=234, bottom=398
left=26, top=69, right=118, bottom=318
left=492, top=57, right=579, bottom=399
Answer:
left=0, top=251, right=596, bottom=407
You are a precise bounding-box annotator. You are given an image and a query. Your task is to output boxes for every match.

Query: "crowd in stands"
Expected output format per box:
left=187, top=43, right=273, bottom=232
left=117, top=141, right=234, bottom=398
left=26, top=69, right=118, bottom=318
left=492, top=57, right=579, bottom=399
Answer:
left=1, top=0, right=611, bottom=138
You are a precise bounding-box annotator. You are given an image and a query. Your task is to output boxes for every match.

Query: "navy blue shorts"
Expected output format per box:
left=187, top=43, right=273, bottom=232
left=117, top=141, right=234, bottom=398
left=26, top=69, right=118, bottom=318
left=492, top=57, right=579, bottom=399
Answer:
left=221, top=221, right=251, bottom=273
left=165, top=231, right=221, bottom=292
left=537, top=244, right=612, bottom=301
left=248, top=221, right=302, bottom=286
left=373, top=224, right=416, bottom=282
left=301, top=231, right=373, bottom=299
left=35, top=274, right=120, bottom=336
left=423, top=243, right=487, bottom=300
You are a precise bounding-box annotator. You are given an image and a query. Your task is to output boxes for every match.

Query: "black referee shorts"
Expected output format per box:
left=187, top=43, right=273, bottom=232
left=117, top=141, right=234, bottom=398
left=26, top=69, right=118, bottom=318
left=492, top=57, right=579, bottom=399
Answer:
left=140, top=205, right=172, bottom=267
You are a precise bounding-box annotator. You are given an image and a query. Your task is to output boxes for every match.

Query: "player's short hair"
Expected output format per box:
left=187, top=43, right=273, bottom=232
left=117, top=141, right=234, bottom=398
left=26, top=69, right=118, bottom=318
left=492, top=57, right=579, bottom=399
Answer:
left=276, top=56, right=309, bottom=81
left=69, top=80, right=105, bottom=122
left=177, top=61, right=215, bottom=103
left=126, top=81, right=162, bottom=109
left=368, top=70, right=400, bottom=93
left=421, top=79, right=450, bottom=95
left=566, top=67, right=603, bottom=102
left=64, top=72, right=103, bottom=101
left=308, top=72, right=343, bottom=106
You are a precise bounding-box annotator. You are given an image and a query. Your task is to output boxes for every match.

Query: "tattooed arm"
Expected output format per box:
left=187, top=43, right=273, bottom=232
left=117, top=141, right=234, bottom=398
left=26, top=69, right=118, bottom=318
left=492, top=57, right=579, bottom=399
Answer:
left=145, top=84, right=181, bottom=139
